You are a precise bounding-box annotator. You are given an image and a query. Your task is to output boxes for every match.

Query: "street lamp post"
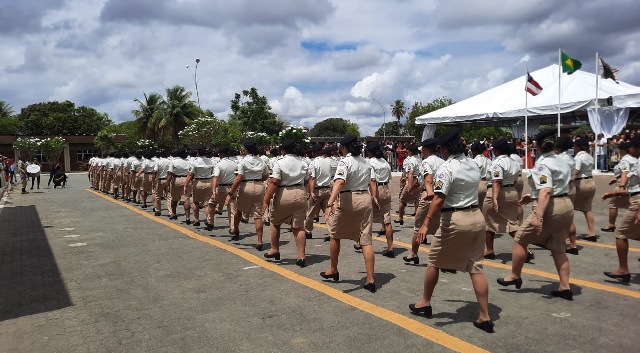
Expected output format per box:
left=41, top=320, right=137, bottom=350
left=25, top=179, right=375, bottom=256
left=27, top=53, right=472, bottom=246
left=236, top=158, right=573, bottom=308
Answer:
left=371, top=97, right=386, bottom=141
left=186, top=58, right=202, bottom=117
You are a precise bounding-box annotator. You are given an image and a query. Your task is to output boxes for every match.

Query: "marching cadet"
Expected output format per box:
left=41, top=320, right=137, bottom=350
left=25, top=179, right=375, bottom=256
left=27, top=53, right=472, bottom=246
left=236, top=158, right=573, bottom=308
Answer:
left=225, top=140, right=269, bottom=245
left=555, top=137, right=579, bottom=254
left=262, top=139, right=309, bottom=266
left=166, top=148, right=191, bottom=222
left=471, top=141, right=491, bottom=204
left=184, top=145, right=214, bottom=227
left=96, top=157, right=105, bottom=192
left=395, top=144, right=421, bottom=225
left=17, top=157, right=28, bottom=194
left=210, top=147, right=237, bottom=231
left=498, top=129, right=574, bottom=300
left=103, top=154, right=114, bottom=194
left=304, top=143, right=333, bottom=239
left=110, top=152, right=123, bottom=199
left=601, top=142, right=636, bottom=233
left=320, top=135, right=377, bottom=293
left=364, top=141, right=394, bottom=257
left=482, top=137, right=524, bottom=261
left=404, top=138, right=444, bottom=264
left=509, top=143, right=525, bottom=225
left=123, top=152, right=136, bottom=202
left=409, top=128, right=493, bottom=333
left=136, top=150, right=156, bottom=209
left=153, top=150, right=171, bottom=217
left=571, top=138, right=597, bottom=244
left=602, top=137, right=640, bottom=283
left=130, top=151, right=145, bottom=204
left=262, top=147, right=282, bottom=227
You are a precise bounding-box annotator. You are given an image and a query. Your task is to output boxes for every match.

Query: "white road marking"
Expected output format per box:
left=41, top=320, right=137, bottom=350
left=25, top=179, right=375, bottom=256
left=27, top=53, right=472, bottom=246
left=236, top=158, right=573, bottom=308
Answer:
left=63, top=235, right=81, bottom=238
left=68, top=243, right=87, bottom=247
left=552, top=313, right=571, bottom=318
left=243, top=266, right=261, bottom=270
left=60, top=228, right=75, bottom=231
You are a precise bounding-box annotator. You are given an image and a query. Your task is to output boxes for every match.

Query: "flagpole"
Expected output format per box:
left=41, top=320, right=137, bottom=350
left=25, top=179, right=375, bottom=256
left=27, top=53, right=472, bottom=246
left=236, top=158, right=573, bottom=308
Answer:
left=558, top=48, right=562, bottom=137
left=594, top=52, right=600, bottom=172
left=524, top=67, right=529, bottom=170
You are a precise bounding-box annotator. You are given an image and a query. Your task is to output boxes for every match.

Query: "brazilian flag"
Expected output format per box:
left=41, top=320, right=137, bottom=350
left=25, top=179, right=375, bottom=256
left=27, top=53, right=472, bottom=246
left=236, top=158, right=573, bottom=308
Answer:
left=561, top=51, right=582, bottom=75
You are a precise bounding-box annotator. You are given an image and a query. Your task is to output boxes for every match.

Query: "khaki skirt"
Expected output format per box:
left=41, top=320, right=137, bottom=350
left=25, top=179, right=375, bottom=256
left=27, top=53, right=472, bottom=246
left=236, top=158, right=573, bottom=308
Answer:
left=132, top=174, right=143, bottom=191
left=573, top=178, right=596, bottom=212
left=483, top=186, right=519, bottom=233
left=399, top=184, right=421, bottom=204
left=192, top=179, right=212, bottom=203
left=372, top=185, right=391, bottom=225
left=514, top=196, right=574, bottom=253
left=142, top=174, right=153, bottom=192
left=270, top=186, right=307, bottom=228
left=236, top=180, right=265, bottom=219
left=615, top=194, right=640, bottom=240
left=477, top=180, right=487, bottom=205
left=514, top=176, right=524, bottom=198
left=170, top=177, right=190, bottom=202
left=427, top=208, right=485, bottom=273
left=413, top=191, right=441, bottom=235
left=327, top=191, right=373, bottom=245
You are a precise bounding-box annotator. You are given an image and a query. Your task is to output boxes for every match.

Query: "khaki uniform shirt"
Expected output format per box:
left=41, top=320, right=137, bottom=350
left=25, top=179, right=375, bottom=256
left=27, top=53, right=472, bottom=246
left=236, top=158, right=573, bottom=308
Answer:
left=214, top=158, right=237, bottom=185
left=188, top=157, right=214, bottom=178
left=421, top=155, right=445, bottom=178
left=271, top=154, right=308, bottom=186
left=527, top=152, right=571, bottom=198
left=334, top=154, right=371, bottom=191
left=168, top=157, right=190, bottom=177
left=368, top=157, right=391, bottom=183
left=130, top=158, right=144, bottom=173
left=154, top=157, right=171, bottom=179
left=310, top=156, right=334, bottom=187
left=574, top=151, right=594, bottom=178
left=236, top=155, right=269, bottom=180
left=489, top=155, right=519, bottom=185
left=433, top=154, right=480, bottom=208
left=558, top=152, right=576, bottom=180
left=143, top=158, right=156, bottom=173
left=473, top=154, right=492, bottom=180
left=626, top=158, right=640, bottom=193
left=404, top=155, right=423, bottom=186
left=614, top=154, right=637, bottom=180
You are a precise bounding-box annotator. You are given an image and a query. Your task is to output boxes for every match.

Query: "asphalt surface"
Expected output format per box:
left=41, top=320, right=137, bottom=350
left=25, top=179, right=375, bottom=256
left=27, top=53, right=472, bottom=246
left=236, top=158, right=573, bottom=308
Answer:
left=0, top=173, right=639, bottom=353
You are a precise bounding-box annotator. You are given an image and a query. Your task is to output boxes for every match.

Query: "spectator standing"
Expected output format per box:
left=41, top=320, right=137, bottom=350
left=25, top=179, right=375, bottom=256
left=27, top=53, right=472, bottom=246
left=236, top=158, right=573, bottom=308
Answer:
left=48, top=162, right=61, bottom=187
left=396, top=143, right=407, bottom=172
left=596, top=133, right=608, bottom=171
left=9, top=159, right=16, bottom=183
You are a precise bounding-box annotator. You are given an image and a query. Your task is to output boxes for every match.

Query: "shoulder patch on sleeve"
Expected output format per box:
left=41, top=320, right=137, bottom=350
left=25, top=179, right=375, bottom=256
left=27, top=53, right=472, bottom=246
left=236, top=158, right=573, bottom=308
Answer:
left=539, top=175, right=547, bottom=184
left=493, top=171, right=500, bottom=178
left=434, top=180, right=443, bottom=190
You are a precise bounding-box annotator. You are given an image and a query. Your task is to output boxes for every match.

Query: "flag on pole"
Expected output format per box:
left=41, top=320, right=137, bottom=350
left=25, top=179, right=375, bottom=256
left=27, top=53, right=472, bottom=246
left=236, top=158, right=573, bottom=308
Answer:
left=561, top=51, right=582, bottom=74
left=599, top=56, right=619, bottom=83
left=525, top=72, right=543, bottom=96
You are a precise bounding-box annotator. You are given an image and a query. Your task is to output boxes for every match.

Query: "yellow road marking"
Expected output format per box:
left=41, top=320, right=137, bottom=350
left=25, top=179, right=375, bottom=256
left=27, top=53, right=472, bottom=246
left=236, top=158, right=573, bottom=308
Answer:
left=86, top=189, right=487, bottom=353
left=312, top=223, right=640, bottom=299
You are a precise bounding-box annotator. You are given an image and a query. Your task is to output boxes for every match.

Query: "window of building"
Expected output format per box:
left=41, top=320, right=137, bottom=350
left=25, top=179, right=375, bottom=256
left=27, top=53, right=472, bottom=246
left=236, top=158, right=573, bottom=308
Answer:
left=77, top=150, right=99, bottom=162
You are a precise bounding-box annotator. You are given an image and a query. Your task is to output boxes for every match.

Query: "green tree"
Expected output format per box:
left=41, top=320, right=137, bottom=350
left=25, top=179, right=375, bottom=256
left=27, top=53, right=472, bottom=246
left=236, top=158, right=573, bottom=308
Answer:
left=16, top=100, right=113, bottom=135
left=13, top=137, right=42, bottom=161
left=309, top=118, right=360, bottom=137
left=405, top=97, right=455, bottom=139
left=0, top=101, right=13, bottom=119
left=157, top=85, right=199, bottom=147
left=375, top=121, right=403, bottom=137
left=39, top=137, right=67, bottom=166
left=229, top=87, right=285, bottom=137
left=133, top=92, right=163, bottom=140
left=390, top=99, right=406, bottom=124
left=179, top=117, right=241, bottom=149
left=93, top=130, right=117, bottom=154
left=0, top=116, right=23, bottom=135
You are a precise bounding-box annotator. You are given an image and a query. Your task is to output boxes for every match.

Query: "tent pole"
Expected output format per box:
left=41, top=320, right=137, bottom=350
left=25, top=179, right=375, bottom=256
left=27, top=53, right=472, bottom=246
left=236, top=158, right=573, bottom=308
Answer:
left=524, top=67, right=529, bottom=170
left=558, top=48, right=562, bottom=137
left=594, top=52, right=600, bottom=172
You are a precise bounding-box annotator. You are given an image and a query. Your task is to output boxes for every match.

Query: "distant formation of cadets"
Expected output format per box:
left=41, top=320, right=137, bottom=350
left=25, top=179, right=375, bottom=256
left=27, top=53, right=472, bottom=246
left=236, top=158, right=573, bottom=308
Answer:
left=86, top=129, right=640, bottom=334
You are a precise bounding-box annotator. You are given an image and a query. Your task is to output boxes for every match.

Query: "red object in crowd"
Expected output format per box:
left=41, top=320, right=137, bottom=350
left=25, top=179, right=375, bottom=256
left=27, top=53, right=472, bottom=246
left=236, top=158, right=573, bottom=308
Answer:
left=396, top=146, right=407, bottom=168
left=522, top=151, right=534, bottom=169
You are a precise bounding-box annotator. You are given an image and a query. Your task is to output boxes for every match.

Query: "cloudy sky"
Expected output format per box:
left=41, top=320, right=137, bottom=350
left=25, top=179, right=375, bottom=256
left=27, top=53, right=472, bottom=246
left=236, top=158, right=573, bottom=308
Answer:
left=1, top=0, right=639, bottom=135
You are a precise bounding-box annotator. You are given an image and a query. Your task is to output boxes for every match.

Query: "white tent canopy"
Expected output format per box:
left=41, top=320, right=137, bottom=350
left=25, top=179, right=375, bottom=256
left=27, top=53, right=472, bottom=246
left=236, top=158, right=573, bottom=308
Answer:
left=416, top=64, right=640, bottom=125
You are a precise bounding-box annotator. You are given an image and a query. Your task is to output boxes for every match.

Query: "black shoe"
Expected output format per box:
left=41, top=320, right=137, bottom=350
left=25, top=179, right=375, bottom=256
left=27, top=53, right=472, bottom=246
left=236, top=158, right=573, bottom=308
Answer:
left=193, top=221, right=200, bottom=226
left=264, top=252, right=281, bottom=260
left=566, top=247, right=579, bottom=255
left=354, top=244, right=362, bottom=251
left=364, top=282, right=376, bottom=293
left=473, top=320, right=495, bottom=333
left=484, top=253, right=496, bottom=260
left=382, top=249, right=395, bottom=258
left=314, top=217, right=319, bottom=222
left=306, top=232, right=313, bottom=239
left=240, top=218, right=249, bottom=224
left=526, top=251, right=535, bottom=263
left=377, top=230, right=385, bottom=236
left=185, top=219, right=191, bottom=225
left=255, top=244, right=263, bottom=251
left=230, top=232, right=239, bottom=242
left=583, top=235, right=598, bottom=242
left=216, top=211, right=222, bottom=215
left=497, top=277, right=523, bottom=289
left=169, top=215, right=178, bottom=220
left=155, top=212, right=162, bottom=216
left=601, top=226, right=616, bottom=232
left=296, top=259, right=306, bottom=268
left=264, top=221, right=270, bottom=226
left=408, top=304, right=432, bottom=317
left=410, top=213, right=416, bottom=216
left=402, top=256, right=419, bottom=264
left=21, top=190, right=28, bottom=194
left=604, top=271, right=631, bottom=283
left=440, top=269, right=457, bottom=274
left=324, top=236, right=331, bottom=242
left=320, top=271, right=339, bottom=282
left=206, top=224, right=213, bottom=231
left=394, top=220, right=404, bottom=225
left=550, top=289, right=574, bottom=301
left=141, top=205, right=148, bottom=209
left=422, top=237, right=430, bottom=245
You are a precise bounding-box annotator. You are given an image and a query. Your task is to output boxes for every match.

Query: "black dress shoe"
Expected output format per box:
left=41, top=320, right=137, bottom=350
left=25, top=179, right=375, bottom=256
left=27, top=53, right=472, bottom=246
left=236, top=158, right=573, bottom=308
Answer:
left=240, top=218, right=249, bottom=224
left=306, top=232, right=313, bottom=239
left=526, top=251, right=535, bottom=263
left=154, top=212, right=162, bottom=216
left=354, top=244, right=362, bottom=251
left=296, top=259, right=306, bottom=267
left=382, top=249, right=395, bottom=258
left=364, top=282, right=376, bottom=293
left=141, top=205, right=148, bottom=209
left=604, top=271, right=631, bottom=283
left=216, top=211, right=223, bottom=215
left=193, top=221, right=200, bottom=226
left=377, top=230, right=385, bottom=236
left=264, top=252, right=281, bottom=260
left=497, top=277, right=523, bottom=289
left=169, top=215, right=177, bottom=220
left=484, top=253, right=496, bottom=260
left=473, top=320, right=495, bottom=333
left=422, top=237, right=430, bottom=245
left=324, top=236, right=331, bottom=242
left=410, top=213, right=416, bottom=216
left=206, top=224, right=213, bottom=231
left=314, top=217, right=319, bottom=222
left=230, top=231, right=239, bottom=242
left=408, top=304, right=432, bottom=317
left=583, top=235, right=598, bottom=242
left=320, top=271, right=339, bottom=281
left=394, top=220, right=404, bottom=225
left=550, top=289, right=574, bottom=300
left=185, top=219, right=191, bottom=225
left=255, top=244, right=263, bottom=251
left=264, top=221, right=270, bottom=226
left=601, top=226, right=616, bottom=232
left=566, top=247, right=579, bottom=255
left=402, top=256, right=419, bottom=264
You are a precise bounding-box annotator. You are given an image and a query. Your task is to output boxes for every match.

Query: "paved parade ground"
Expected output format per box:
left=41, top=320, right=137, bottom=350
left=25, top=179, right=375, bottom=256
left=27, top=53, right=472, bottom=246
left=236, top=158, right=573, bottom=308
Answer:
left=1, top=173, right=639, bottom=353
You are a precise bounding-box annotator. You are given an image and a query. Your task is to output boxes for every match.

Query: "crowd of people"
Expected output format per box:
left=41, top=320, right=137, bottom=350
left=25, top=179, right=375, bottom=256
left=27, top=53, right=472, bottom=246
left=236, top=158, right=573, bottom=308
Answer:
left=0, top=156, right=68, bottom=193
left=79, top=129, right=640, bottom=334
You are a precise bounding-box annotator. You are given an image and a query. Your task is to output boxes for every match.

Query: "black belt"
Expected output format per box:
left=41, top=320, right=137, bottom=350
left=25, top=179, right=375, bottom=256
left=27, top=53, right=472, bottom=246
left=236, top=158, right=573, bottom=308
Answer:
left=279, top=183, right=302, bottom=188
left=630, top=191, right=640, bottom=197
left=377, top=182, right=389, bottom=186
left=195, top=177, right=211, bottom=180
left=575, top=176, right=593, bottom=180
left=441, top=205, right=478, bottom=213
left=241, top=179, right=262, bottom=182
left=218, top=183, right=232, bottom=186
left=145, top=172, right=154, bottom=174
left=552, top=193, right=568, bottom=198
left=487, top=183, right=514, bottom=188
left=316, top=185, right=331, bottom=189
left=340, top=189, right=368, bottom=194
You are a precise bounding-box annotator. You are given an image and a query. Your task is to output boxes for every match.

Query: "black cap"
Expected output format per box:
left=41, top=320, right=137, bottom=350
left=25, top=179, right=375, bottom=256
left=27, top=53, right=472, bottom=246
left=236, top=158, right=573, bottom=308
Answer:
left=470, top=141, right=485, bottom=153
left=340, top=135, right=358, bottom=145
left=535, top=129, right=556, bottom=142
left=407, top=144, right=419, bottom=152
left=174, top=148, right=187, bottom=158
left=618, top=142, right=631, bottom=150
left=280, top=139, right=296, bottom=151
left=556, top=137, right=573, bottom=151
left=492, top=137, right=509, bottom=149
left=574, top=138, right=589, bottom=148
left=420, top=138, right=437, bottom=149
left=436, top=128, right=460, bottom=146
left=243, top=139, right=257, bottom=148
left=321, top=147, right=332, bottom=155
left=217, top=146, right=230, bottom=155
left=311, top=143, right=323, bottom=152
left=630, top=137, right=640, bottom=148
left=365, top=141, right=380, bottom=152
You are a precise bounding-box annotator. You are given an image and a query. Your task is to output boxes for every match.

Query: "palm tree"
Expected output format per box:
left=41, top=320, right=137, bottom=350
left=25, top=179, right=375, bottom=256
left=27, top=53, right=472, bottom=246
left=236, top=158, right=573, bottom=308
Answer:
left=159, top=85, right=198, bottom=147
left=133, top=93, right=163, bottom=141
left=0, top=101, right=14, bottom=119
left=390, top=99, right=406, bottom=123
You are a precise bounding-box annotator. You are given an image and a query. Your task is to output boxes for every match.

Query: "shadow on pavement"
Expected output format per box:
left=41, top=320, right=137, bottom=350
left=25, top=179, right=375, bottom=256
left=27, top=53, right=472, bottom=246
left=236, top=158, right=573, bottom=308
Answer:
left=429, top=299, right=503, bottom=328
left=497, top=280, right=583, bottom=299
left=0, top=205, right=73, bottom=321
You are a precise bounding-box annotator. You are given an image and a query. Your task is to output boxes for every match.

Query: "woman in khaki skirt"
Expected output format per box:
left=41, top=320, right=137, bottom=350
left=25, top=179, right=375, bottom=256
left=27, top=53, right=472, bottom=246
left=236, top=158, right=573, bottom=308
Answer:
left=363, top=141, right=394, bottom=257
left=509, top=143, right=524, bottom=225
left=167, top=149, right=192, bottom=222
left=409, top=128, right=493, bottom=333
left=554, top=137, right=579, bottom=254
left=184, top=146, right=214, bottom=227
left=601, top=142, right=635, bottom=233
left=135, top=150, right=156, bottom=209
left=471, top=141, right=491, bottom=205
left=482, top=138, right=522, bottom=260
left=320, top=135, right=377, bottom=293
left=571, top=138, right=597, bottom=245
left=498, top=129, right=574, bottom=300
left=602, top=137, right=640, bottom=283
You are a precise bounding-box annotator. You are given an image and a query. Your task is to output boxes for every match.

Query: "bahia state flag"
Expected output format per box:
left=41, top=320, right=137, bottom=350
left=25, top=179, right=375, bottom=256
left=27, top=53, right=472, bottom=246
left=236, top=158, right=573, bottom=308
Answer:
left=525, top=72, right=543, bottom=96
left=561, top=51, right=582, bottom=75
